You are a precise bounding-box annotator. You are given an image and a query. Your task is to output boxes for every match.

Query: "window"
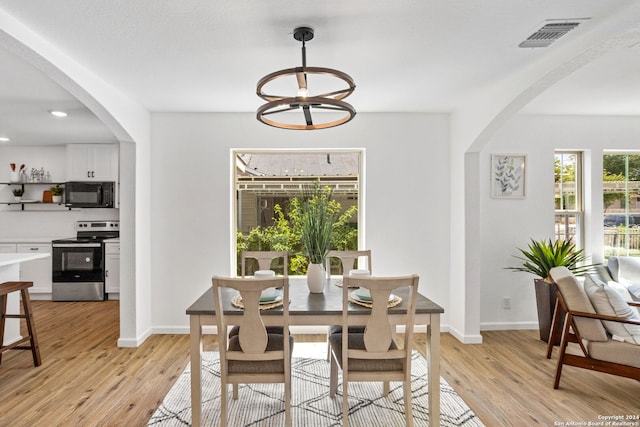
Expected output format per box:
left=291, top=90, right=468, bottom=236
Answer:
left=603, top=152, right=640, bottom=259
left=234, top=150, right=362, bottom=275
left=554, top=152, right=583, bottom=247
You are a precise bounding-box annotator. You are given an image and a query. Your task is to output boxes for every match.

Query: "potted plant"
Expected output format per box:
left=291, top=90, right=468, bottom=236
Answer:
left=507, top=238, right=599, bottom=343
left=50, top=185, right=64, bottom=203
left=297, top=183, right=338, bottom=293
left=12, top=187, right=24, bottom=201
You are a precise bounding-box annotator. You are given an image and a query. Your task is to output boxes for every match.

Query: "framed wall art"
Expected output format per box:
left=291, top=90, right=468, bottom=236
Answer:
left=491, top=154, right=526, bottom=199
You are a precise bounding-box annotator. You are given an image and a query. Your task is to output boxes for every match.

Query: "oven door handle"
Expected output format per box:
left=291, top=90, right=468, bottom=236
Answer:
left=53, top=243, right=102, bottom=248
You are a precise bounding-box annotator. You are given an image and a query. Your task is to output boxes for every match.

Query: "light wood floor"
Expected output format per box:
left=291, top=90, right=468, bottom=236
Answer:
left=0, top=301, right=638, bottom=426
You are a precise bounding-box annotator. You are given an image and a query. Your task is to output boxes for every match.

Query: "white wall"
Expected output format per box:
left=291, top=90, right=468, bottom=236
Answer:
left=149, top=112, right=451, bottom=332
left=479, top=114, right=640, bottom=330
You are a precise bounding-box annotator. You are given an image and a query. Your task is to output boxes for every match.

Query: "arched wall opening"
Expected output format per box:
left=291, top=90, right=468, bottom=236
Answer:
left=0, top=16, right=152, bottom=346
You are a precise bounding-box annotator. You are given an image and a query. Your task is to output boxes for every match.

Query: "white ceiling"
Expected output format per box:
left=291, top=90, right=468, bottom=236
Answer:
left=0, top=1, right=639, bottom=146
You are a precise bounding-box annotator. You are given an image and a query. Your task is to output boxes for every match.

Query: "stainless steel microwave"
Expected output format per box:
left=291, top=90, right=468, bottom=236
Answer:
left=65, top=181, right=115, bottom=208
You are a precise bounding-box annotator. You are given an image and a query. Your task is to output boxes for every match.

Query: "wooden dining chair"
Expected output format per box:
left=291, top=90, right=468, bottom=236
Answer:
left=325, top=250, right=373, bottom=359
left=325, top=250, right=372, bottom=278
left=329, top=274, right=419, bottom=427
left=212, top=276, right=293, bottom=427
left=241, top=250, right=288, bottom=277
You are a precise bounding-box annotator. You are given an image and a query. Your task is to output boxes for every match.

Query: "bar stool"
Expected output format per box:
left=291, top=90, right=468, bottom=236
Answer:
left=0, top=281, right=41, bottom=366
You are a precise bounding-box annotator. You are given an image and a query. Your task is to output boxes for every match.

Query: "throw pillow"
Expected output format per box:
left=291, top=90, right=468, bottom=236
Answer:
left=617, top=277, right=640, bottom=300
left=584, top=275, right=640, bottom=345
left=606, top=279, right=640, bottom=317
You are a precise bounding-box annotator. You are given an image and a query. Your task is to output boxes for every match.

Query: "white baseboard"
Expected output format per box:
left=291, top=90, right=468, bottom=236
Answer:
left=117, top=328, right=152, bottom=348
left=480, top=321, right=538, bottom=331
left=448, top=325, right=483, bottom=344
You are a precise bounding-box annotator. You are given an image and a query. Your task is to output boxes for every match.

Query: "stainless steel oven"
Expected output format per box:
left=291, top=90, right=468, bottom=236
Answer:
left=52, top=220, right=119, bottom=301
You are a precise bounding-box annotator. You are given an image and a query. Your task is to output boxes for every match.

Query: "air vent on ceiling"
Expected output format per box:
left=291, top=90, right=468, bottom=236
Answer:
left=519, top=19, right=588, bottom=48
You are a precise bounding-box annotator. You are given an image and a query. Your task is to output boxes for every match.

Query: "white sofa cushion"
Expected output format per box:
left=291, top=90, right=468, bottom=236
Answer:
left=584, top=275, right=640, bottom=345
left=607, top=256, right=640, bottom=300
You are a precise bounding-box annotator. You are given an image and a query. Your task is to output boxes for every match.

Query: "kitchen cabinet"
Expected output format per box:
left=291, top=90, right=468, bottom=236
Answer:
left=0, top=243, right=17, bottom=253
left=16, top=243, right=52, bottom=294
left=105, top=241, right=120, bottom=296
left=67, top=144, right=118, bottom=181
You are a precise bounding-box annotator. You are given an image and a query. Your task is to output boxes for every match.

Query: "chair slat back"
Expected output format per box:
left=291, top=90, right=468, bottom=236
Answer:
left=342, top=275, right=419, bottom=355
left=212, top=276, right=289, bottom=355
left=241, top=251, right=289, bottom=277
left=326, top=250, right=372, bottom=277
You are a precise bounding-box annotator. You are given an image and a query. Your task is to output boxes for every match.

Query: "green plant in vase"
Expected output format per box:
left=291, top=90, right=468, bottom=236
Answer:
left=507, top=238, right=597, bottom=282
left=50, top=184, right=64, bottom=203
left=297, top=183, right=338, bottom=292
left=12, top=188, right=24, bottom=200
left=507, top=238, right=599, bottom=343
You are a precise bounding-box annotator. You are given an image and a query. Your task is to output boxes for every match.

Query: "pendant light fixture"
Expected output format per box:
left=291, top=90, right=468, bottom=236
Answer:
left=256, top=26, right=356, bottom=130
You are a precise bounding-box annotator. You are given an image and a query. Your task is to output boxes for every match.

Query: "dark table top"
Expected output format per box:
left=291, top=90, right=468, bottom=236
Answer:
left=187, top=278, right=444, bottom=317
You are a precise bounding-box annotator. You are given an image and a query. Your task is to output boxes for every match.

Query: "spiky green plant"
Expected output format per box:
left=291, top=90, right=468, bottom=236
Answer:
left=297, top=184, right=337, bottom=265
left=507, top=238, right=599, bottom=282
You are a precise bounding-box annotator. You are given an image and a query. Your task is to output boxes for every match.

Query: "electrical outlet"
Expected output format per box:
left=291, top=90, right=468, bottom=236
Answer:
left=502, top=297, right=512, bottom=310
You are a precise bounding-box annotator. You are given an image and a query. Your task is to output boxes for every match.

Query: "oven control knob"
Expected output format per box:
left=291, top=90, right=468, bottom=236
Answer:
left=85, top=257, right=91, bottom=263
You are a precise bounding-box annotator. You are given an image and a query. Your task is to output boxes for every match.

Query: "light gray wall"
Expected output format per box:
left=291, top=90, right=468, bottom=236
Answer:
left=479, top=114, right=640, bottom=330
left=149, top=112, right=452, bottom=332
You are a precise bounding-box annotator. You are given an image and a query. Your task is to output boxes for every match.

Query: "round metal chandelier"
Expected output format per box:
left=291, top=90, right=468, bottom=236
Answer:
left=256, top=26, right=356, bottom=130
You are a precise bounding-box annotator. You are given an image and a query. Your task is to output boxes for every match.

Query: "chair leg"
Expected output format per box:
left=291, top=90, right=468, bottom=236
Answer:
left=383, top=381, right=390, bottom=396
left=404, top=377, right=414, bottom=427
left=326, top=328, right=332, bottom=362
left=342, top=378, right=349, bottom=427
left=232, top=384, right=238, bottom=400
left=20, top=289, right=41, bottom=366
left=285, top=379, right=291, bottom=427
left=329, top=354, right=338, bottom=398
left=220, top=383, right=227, bottom=427
left=0, top=294, right=6, bottom=365
left=554, top=315, right=572, bottom=389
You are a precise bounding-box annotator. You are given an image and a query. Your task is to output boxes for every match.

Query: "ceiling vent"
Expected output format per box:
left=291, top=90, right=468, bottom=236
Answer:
left=519, top=19, right=588, bottom=48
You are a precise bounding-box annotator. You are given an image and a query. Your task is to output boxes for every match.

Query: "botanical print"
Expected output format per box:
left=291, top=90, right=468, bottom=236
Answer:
left=492, top=154, right=525, bottom=198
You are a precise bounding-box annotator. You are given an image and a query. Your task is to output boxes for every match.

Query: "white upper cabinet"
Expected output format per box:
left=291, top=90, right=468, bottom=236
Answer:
left=67, top=144, right=118, bottom=181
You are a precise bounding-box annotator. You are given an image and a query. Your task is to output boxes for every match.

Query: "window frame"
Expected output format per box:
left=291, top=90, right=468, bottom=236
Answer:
left=231, top=148, right=365, bottom=275
left=602, top=151, right=640, bottom=259
left=554, top=151, right=584, bottom=248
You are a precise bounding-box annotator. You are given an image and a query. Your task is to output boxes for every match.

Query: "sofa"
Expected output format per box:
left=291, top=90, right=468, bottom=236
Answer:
left=592, top=256, right=640, bottom=315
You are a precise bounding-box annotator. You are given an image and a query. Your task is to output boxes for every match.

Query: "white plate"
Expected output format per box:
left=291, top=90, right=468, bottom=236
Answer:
left=352, top=288, right=371, bottom=301
left=350, top=291, right=395, bottom=303
left=17, top=199, right=38, bottom=203
left=259, top=294, right=283, bottom=304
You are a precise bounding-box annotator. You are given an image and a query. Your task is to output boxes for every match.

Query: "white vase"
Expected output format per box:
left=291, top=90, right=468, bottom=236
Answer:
left=52, top=195, right=62, bottom=203
left=10, top=171, right=20, bottom=183
left=306, top=263, right=327, bottom=293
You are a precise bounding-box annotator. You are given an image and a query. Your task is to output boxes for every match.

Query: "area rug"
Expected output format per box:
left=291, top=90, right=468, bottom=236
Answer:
left=148, top=344, right=483, bottom=427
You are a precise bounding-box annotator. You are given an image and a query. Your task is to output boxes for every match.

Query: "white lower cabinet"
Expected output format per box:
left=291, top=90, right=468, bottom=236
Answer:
left=105, top=242, right=120, bottom=296
left=16, top=243, right=52, bottom=295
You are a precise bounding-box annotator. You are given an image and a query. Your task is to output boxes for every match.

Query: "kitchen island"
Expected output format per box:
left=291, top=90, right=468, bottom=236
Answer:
left=0, top=253, right=50, bottom=346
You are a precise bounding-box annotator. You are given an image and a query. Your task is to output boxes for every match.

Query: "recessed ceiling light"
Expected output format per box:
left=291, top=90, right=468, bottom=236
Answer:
left=0, top=137, right=10, bottom=142
left=49, top=110, right=68, bottom=117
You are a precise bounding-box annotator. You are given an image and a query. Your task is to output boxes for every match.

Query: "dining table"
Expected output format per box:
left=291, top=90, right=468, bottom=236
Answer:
left=186, top=277, right=445, bottom=427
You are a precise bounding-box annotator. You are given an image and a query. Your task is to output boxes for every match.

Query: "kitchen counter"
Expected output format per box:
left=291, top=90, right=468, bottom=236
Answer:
left=1, top=252, right=50, bottom=346
left=0, top=237, right=62, bottom=244
left=0, top=252, right=50, bottom=267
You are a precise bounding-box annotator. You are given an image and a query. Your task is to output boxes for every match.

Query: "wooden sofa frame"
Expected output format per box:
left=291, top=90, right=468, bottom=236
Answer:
left=546, top=283, right=640, bottom=389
